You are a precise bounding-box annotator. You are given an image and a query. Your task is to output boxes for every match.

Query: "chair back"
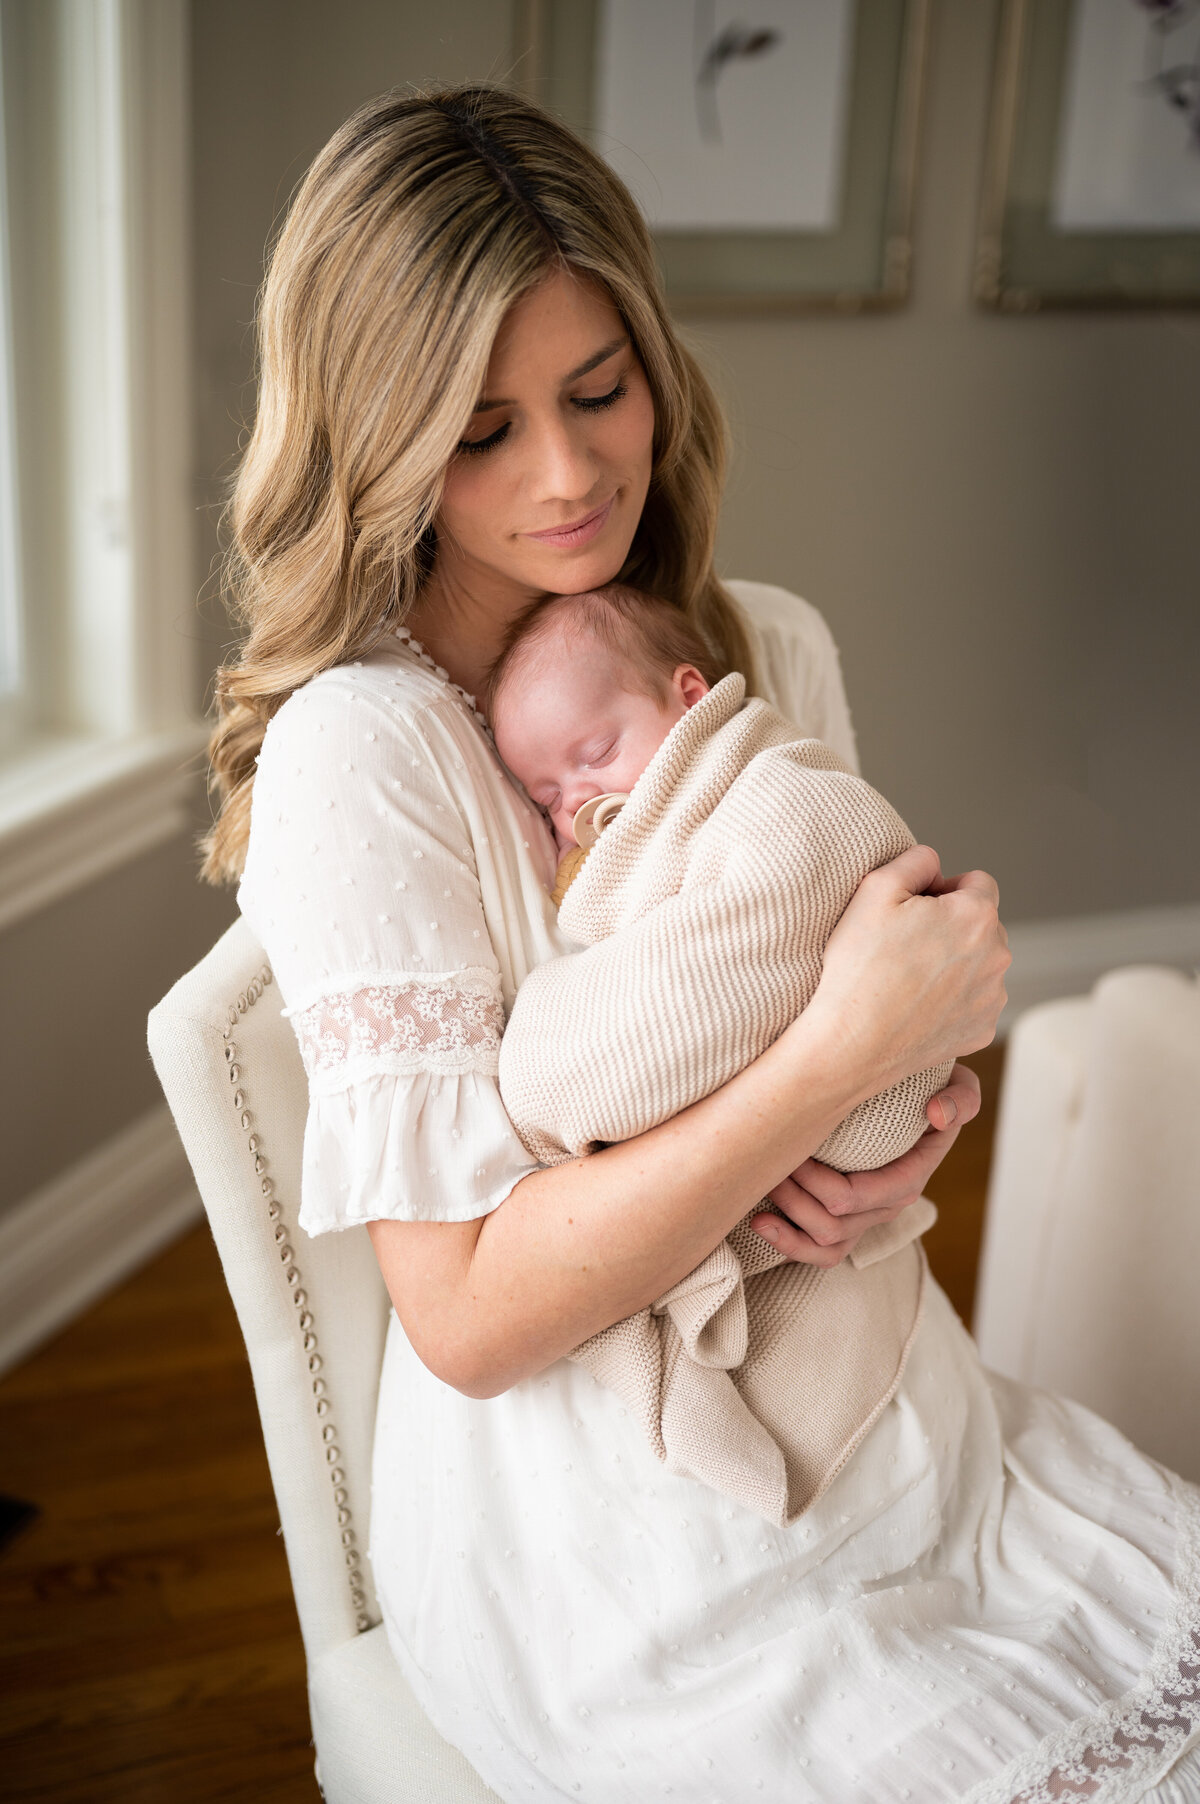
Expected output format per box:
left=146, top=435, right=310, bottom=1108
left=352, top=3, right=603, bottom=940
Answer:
left=148, top=917, right=390, bottom=1663
left=977, top=966, right=1200, bottom=1482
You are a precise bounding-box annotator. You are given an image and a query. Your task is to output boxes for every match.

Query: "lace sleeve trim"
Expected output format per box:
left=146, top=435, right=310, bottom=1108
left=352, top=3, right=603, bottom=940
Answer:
left=287, top=969, right=506, bottom=1092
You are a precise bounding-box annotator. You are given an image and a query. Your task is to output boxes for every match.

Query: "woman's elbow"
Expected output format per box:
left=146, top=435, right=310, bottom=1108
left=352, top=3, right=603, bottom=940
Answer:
left=389, top=1301, right=519, bottom=1398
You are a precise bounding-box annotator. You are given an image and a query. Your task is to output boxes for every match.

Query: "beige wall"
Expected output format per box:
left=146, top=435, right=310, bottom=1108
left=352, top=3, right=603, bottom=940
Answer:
left=190, top=0, right=1198, bottom=925
left=6, top=0, right=1196, bottom=1219
left=191, top=0, right=520, bottom=680
left=0, top=826, right=234, bottom=1211
left=704, top=2, right=1200, bottom=921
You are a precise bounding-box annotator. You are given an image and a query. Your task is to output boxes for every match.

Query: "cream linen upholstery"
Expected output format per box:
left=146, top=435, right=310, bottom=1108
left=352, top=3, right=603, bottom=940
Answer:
left=148, top=917, right=501, bottom=1804
left=974, top=966, right=1200, bottom=1485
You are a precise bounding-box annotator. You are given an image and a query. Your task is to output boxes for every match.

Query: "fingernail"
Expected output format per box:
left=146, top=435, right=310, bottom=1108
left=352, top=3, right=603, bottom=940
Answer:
left=941, top=1096, right=958, bottom=1126
left=757, top=1221, right=778, bottom=1241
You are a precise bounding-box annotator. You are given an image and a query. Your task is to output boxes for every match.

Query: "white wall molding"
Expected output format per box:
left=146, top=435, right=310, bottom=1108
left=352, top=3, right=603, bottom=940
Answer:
left=0, top=1101, right=201, bottom=1376
left=0, top=724, right=206, bottom=932
left=1002, top=902, right=1200, bottom=1031
left=0, top=0, right=204, bottom=931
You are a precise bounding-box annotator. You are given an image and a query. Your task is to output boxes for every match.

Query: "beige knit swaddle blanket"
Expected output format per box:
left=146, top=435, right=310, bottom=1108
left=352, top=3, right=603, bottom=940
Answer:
left=499, top=673, right=951, bottom=1525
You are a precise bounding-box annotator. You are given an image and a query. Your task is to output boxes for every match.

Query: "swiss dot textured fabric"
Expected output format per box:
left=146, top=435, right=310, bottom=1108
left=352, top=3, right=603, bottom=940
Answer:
left=238, top=633, right=555, bottom=1234
left=238, top=581, right=1200, bottom=1803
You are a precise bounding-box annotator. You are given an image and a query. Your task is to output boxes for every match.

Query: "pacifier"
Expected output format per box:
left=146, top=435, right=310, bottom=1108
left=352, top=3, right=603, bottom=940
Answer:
left=571, top=792, right=629, bottom=848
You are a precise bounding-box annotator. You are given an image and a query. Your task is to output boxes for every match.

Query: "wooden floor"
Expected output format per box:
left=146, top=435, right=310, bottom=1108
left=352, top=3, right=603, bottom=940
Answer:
left=0, top=1044, right=1003, bottom=1803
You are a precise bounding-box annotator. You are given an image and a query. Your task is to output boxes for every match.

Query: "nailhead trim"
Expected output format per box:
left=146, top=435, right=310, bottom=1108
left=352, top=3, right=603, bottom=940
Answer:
left=223, top=964, right=372, bottom=1634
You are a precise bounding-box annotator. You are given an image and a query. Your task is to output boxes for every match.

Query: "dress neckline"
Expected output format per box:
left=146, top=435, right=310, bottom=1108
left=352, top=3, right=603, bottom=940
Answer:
left=392, top=625, right=492, bottom=737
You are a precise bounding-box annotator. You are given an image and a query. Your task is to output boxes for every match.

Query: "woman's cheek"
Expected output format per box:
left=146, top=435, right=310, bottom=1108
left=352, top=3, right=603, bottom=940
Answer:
left=613, top=371, right=657, bottom=474
left=439, top=460, right=509, bottom=558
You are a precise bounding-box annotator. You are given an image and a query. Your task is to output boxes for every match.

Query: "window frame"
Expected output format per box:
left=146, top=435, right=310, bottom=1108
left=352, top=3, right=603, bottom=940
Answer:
left=0, top=0, right=203, bottom=933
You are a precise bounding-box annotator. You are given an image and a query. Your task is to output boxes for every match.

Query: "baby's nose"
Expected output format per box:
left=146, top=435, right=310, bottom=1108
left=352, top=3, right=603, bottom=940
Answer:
left=562, top=778, right=602, bottom=817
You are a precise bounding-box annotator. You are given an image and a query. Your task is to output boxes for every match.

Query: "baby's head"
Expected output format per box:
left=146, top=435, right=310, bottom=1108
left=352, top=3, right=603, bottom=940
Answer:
left=488, top=584, right=720, bottom=848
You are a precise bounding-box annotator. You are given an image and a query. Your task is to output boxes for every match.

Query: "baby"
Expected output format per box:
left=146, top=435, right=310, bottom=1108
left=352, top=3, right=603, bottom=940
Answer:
left=486, top=582, right=950, bottom=1524
left=489, top=584, right=722, bottom=901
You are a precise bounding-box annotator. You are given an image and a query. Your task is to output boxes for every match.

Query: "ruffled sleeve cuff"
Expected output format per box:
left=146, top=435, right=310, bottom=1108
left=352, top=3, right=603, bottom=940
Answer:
left=298, top=1068, right=540, bottom=1236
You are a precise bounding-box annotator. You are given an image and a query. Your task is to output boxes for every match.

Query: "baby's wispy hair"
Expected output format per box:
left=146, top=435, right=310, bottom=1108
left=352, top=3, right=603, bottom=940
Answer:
left=487, top=583, right=724, bottom=717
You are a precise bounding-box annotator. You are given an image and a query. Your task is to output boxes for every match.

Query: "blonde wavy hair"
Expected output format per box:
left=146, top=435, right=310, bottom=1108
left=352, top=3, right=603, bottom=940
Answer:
left=201, top=82, right=755, bottom=884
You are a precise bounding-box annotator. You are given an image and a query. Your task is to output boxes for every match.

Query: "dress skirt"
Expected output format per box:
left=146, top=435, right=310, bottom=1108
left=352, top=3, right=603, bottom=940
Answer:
left=368, top=1277, right=1200, bottom=1803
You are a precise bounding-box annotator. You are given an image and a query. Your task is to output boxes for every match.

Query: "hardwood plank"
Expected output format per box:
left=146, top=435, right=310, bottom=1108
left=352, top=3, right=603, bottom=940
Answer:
left=0, top=1229, right=318, bottom=1803
left=922, top=1042, right=1005, bottom=1330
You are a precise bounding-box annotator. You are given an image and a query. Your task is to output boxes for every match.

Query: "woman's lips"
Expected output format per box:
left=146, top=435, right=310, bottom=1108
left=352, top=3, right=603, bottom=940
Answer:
left=523, top=496, right=614, bottom=550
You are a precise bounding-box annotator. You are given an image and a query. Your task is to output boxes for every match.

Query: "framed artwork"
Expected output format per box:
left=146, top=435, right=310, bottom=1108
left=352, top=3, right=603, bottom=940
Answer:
left=515, top=0, right=930, bottom=313
left=976, top=0, right=1200, bottom=310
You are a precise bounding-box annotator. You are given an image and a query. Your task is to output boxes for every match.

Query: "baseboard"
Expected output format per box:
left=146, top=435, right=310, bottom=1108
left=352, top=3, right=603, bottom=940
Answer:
left=0, top=1103, right=202, bottom=1376
left=1002, top=902, right=1200, bottom=1032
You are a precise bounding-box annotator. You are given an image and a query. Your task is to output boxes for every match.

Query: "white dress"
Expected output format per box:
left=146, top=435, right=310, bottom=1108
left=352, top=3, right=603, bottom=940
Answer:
left=237, top=581, right=1200, bottom=1804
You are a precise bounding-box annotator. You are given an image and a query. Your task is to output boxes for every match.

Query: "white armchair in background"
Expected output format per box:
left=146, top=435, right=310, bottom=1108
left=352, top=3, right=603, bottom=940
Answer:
left=149, top=918, right=501, bottom=1804
left=974, top=966, right=1200, bottom=1484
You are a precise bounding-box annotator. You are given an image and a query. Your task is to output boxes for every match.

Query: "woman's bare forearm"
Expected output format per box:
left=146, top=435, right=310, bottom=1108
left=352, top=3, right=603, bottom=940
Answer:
left=369, top=847, right=1009, bottom=1399
left=453, top=1006, right=873, bottom=1396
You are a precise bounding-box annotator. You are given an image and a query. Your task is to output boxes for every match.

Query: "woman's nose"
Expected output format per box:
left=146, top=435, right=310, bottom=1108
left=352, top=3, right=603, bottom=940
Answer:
left=526, top=413, right=598, bottom=504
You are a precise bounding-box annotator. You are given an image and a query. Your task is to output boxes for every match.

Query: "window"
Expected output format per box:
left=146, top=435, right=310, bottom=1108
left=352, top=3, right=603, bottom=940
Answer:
left=0, top=0, right=202, bottom=931
left=0, top=27, right=22, bottom=753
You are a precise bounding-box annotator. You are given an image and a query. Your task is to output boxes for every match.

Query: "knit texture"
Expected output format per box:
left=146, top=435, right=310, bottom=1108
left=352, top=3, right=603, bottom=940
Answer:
left=498, top=674, right=948, bottom=1523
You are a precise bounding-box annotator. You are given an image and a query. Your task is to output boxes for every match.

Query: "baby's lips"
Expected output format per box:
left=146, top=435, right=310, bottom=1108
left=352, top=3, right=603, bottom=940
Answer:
left=571, top=793, right=630, bottom=848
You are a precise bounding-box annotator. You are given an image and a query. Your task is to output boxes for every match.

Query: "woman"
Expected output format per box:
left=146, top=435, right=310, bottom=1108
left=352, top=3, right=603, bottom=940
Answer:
left=208, top=86, right=1200, bottom=1802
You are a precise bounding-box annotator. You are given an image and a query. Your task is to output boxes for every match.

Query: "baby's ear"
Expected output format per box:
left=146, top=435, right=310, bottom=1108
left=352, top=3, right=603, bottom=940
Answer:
left=675, top=664, right=710, bottom=709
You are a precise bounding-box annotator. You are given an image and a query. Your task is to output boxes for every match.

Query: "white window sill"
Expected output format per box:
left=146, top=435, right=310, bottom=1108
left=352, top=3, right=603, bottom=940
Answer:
left=0, top=724, right=209, bottom=933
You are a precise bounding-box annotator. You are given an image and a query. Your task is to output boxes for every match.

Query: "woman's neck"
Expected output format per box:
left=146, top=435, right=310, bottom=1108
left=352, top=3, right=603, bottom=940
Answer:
left=407, top=566, right=543, bottom=707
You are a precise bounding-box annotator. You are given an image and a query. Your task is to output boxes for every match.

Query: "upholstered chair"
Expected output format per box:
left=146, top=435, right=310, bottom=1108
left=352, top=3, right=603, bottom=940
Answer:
left=149, top=917, right=502, bottom=1803
left=975, top=966, right=1200, bottom=1485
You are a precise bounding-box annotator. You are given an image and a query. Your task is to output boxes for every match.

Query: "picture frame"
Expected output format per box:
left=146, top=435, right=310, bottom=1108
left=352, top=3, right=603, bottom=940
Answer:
left=514, top=0, right=930, bottom=314
left=976, top=0, right=1200, bottom=311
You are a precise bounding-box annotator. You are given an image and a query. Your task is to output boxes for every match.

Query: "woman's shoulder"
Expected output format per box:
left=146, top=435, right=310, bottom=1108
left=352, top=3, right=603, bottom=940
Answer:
left=725, top=578, right=830, bottom=637
left=262, top=637, right=464, bottom=753
left=724, top=579, right=858, bottom=773
left=245, top=641, right=481, bottom=885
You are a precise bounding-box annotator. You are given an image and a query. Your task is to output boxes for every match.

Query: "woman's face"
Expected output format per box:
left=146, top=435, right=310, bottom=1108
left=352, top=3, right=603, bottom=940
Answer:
left=434, top=267, right=657, bottom=614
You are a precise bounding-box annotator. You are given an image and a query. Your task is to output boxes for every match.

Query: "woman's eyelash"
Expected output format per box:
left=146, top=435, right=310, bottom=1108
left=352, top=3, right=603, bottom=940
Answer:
left=456, top=382, right=629, bottom=455
left=574, top=380, right=627, bottom=414
left=458, top=422, right=510, bottom=456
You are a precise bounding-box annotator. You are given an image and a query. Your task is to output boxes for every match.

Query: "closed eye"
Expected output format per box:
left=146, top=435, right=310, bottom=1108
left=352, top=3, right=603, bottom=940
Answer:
left=458, top=420, right=509, bottom=456
left=572, top=380, right=627, bottom=415
left=457, top=380, right=629, bottom=456
left=584, top=739, right=617, bottom=768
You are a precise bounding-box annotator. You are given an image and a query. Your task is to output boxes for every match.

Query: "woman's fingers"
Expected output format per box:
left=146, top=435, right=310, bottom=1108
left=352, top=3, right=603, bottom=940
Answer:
left=925, top=1061, right=982, bottom=1133
left=871, top=841, right=943, bottom=900
left=788, top=1064, right=980, bottom=1222
left=749, top=1214, right=852, bottom=1267
left=752, top=1175, right=903, bottom=1266
left=928, top=866, right=1001, bottom=909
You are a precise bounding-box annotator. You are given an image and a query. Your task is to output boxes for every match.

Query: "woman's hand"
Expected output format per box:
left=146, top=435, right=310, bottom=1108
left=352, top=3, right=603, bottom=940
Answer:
left=803, top=845, right=1010, bottom=1094
left=750, top=1062, right=981, bottom=1264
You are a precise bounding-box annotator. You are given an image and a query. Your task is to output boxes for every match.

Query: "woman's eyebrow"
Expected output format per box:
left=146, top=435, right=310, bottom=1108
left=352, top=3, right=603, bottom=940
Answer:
left=564, top=335, right=628, bottom=382
left=472, top=336, right=629, bottom=413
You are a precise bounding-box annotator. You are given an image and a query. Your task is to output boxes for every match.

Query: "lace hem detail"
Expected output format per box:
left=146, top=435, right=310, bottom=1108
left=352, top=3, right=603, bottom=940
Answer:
left=963, top=1474, right=1200, bottom=1804
left=289, top=970, right=505, bottom=1087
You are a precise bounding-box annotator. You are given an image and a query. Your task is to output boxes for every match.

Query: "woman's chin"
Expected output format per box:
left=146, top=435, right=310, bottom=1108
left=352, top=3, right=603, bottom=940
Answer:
left=528, top=542, right=631, bottom=599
